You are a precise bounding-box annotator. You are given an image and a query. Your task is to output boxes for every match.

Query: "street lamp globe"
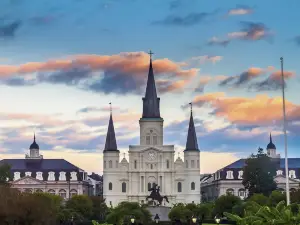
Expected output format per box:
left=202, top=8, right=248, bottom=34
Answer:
left=215, top=218, right=221, bottom=224
left=192, top=216, right=197, bottom=224
left=130, top=216, right=135, bottom=224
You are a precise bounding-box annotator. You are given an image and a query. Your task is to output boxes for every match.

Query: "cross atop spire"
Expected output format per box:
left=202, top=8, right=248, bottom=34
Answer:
left=148, top=50, right=154, bottom=60
left=189, top=102, right=193, bottom=113
left=270, top=132, right=273, bottom=143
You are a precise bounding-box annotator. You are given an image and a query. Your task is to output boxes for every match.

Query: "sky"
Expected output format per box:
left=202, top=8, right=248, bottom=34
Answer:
left=0, top=0, right=299, bottom=175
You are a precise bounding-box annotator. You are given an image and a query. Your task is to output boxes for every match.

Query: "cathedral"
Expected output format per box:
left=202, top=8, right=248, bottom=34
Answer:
left=103, top=54, right=201, bottom=207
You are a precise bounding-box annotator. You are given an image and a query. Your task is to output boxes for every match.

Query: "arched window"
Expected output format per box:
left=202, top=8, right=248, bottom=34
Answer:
left=59, top=189, right=67, bottom=199
left=191, top=182, right=195, bottom=190
left=24, top=189, right=32, bottom=193
left=152, top=182, right=156, bottom=188
left=150, top=164, right=153, bottom=169
left=70, top=189, right=78, bottom=197
left=134, top=160, right=137, bottom=169
left=153, top=135, right=158, bottom=145
left=148, top=183, right=151, bottom=191
left=116, top=160, right=118, bottom=168
left=185, top=160, right=188, bottom=168
left=238, top=189, right=245, bottom=197
left=48, top=189, right=55, bottom=195
left=109, top=182, right=113, bottom=191
left=122, top=182, right=126, bottom=193
left=166, top=160, right=169, bottom=169
left=104, top=161, right=106, bottom=169
left=177, top=182, right=182, bottom=193
left=226, top=188, right=234, bottom=195
left=109, top=160, right=112, bottom=168
left=191, top=160, right=195, bottom=168
left=290, top=188, right=296, bottom=192
left=35, top=189, right=43, bottom=193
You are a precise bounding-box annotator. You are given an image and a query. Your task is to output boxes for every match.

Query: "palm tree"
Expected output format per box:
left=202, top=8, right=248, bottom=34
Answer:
left=224, top=201, right=300, bottom=225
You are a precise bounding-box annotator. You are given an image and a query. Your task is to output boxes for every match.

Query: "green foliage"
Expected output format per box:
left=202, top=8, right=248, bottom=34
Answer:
left=90, top=196, right=108, bottom=221
left=213, top=194, right=242, bottom=217
left=242, top=147, right=277, bottom=197
left=66, top=194, right=93, bottom=219
left=0, top=163, right=11, bottom=185
left=106, top=201, right=151, bottom=225
left=268, top=190, right=286, bottom=206
left=248, top=193, right=269, bottom=206
left=225, top=200, right=300, bottom=225
left=168, top=202, right=215, bottom=221
left=91, top=220, right=112, bottom=225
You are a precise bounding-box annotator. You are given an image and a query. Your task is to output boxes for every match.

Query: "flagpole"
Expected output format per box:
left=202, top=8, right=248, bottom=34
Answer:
left=280, top=57, right=290, bottom=205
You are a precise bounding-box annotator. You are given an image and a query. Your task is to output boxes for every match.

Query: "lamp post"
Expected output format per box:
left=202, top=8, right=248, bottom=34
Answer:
left=280, top=57, right=290, bottom=206
left=215, top=216, right=220, bottom=224
left=130, top=215, right=135, bottom=225
left=192, top=215, right=197, bottom=224
left=154, top=214, right=160, bottom=224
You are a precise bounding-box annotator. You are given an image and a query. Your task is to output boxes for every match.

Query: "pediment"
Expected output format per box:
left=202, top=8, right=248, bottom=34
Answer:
left=275, top=175, right=300, bottom=184
left=13, top=176, right=45, bottom=185
left=140, top=146, right=162, bottom=153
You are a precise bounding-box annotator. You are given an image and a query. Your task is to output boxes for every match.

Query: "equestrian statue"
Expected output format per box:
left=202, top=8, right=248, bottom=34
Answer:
left=146, top=183, right=169, bottom=206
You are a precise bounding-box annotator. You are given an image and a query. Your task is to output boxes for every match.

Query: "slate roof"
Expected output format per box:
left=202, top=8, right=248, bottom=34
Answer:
left=185, top=110, right=199, bottom=151
left=0, top=159, right=82, bottom=171
left=103, top=113, right=119, bottom=152
left=223, top=158, right=300, bottom=169
left=142, top=58, right=161, bottom=118
left=267, top=133, right=276, bottom=149
left=29, top=134, right=39, bottom=149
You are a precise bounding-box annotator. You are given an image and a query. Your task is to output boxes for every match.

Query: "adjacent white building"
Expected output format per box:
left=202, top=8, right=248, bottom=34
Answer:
left=201, top=134, right=300, bottom=201
left=0, top=134, right=91, bottom=199
left=103, top=55, right=201, bottom=207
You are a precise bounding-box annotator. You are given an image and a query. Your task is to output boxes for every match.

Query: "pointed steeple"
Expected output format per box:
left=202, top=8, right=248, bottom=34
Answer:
left=142, top=50, right=161, bottom=118
left=185, top=103, right=199, bottom=151
left=104, top=103, right=119, bottom=152
left=29, top=132, right=39, bottom=150
left=267, top=132, right=276, bottom=149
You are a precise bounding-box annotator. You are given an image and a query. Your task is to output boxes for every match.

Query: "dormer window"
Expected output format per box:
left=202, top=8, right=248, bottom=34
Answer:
left=48, top=172, right=55, bottom=181
left=276, top=170, right=283, bottom=176
left=70, top=172, right=77, bottom=181
left=25, top=172, right=32, bottom=177
left=36, top=172, right=43, bottom=180
left=289, top=170, right=296, bottom=179
left=59, top=172, right=66, bottom=181
left=226, top=170, right=234, bottom=179
left=14, top=172, right=20, bottom=180
left=238, top=171, right=243, bottom=179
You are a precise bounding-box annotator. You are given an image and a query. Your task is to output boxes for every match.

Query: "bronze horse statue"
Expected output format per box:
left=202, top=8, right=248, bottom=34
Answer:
left=146, top=183, right=169, bottom=206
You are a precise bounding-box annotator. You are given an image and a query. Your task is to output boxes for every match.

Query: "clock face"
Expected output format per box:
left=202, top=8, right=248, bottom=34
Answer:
left=148, top=151, right=157, bottom=161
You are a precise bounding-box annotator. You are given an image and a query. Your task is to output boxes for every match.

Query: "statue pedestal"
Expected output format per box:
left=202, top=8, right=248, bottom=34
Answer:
left=146, top=206, right=171, bottom=221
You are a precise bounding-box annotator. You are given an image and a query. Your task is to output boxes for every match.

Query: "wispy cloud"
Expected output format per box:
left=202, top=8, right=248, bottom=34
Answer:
left=207, top=21, right=273, bottom=47
left=152, top=10, right=218, bottom=27
left=227, top=5, right=254, bottom=16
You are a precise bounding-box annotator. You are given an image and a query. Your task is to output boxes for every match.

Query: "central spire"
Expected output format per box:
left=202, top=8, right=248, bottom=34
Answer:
left=142, top=50, right=161, bottom=118
left=104, top=103, right=118, bottom=152
left=185, top=102, right=199, bottom=151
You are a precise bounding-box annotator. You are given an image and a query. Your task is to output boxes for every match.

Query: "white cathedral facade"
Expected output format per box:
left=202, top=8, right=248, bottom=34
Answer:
left=103, top=56, right=201, bottom=207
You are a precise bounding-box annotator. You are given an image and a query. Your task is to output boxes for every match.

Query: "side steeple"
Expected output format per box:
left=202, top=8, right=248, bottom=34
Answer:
left=185, top=103, right=199, bottom=151
left=104, top=103, right=119, bottom=152
left=142, top=50, right=161, bottom=118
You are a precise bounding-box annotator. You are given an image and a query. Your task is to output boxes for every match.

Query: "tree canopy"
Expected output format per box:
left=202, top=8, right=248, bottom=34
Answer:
left=242, top=147, right=277, bottom=197
left=0, top=163, right=12, bottom=185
